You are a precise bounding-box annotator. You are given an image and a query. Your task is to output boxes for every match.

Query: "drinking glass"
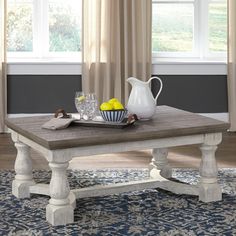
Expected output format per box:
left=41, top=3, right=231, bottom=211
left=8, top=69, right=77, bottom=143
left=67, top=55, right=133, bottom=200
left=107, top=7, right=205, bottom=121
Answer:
left=74, top=91, right=86, bottom=120
left=83, top=93, right=98, bottom=120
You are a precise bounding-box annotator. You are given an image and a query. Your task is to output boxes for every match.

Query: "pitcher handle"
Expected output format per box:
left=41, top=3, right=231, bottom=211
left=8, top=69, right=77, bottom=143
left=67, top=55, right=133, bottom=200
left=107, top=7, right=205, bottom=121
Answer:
left=148, top=76, right=163, bottom=102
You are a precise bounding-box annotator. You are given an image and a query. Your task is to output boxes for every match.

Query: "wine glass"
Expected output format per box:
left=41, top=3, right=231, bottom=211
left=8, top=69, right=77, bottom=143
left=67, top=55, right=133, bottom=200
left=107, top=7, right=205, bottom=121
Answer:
left=74, top=91, right=86, bottom=120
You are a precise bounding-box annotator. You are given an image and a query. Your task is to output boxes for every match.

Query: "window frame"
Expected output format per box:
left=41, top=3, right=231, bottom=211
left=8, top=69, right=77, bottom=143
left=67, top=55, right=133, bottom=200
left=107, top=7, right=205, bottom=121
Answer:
left=152, top=0, right=227, bottom=61
left=7, top=0, right=82, bottom=61
left=6, top=0, right=227, bottom=75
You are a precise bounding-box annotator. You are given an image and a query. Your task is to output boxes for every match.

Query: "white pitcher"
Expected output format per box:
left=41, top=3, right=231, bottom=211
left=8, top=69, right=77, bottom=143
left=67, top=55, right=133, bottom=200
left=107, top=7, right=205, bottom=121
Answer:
left=127, top=77, right=163, bottom=120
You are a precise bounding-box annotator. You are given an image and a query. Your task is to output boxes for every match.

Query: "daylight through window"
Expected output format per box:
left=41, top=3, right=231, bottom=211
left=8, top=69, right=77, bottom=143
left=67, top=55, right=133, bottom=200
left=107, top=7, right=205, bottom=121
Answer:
left=7, top=0, right=82, bottom=59
left=152, top=0, right=227, bottom=59
left=7, top=0, right=227, bottom=61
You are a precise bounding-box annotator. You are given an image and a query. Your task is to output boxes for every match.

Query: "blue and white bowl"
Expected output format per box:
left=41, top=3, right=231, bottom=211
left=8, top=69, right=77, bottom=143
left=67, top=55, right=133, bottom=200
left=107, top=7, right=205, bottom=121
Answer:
left=100, top=109, right=128, bottom=123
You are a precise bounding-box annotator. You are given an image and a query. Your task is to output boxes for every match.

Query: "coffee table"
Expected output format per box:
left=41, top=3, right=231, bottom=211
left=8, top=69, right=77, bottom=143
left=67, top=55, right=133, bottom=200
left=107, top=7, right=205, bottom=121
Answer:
left=5, top=106, right=229, bottom=226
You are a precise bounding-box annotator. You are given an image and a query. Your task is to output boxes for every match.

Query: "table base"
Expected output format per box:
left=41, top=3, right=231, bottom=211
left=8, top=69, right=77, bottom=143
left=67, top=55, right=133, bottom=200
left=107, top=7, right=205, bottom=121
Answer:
left=10, top=130, right=223, bottom=226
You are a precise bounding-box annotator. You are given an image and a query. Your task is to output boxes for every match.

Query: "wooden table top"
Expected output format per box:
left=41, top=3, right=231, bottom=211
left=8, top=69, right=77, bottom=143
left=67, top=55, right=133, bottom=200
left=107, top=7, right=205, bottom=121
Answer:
left=5, top=106, right=230, bottom=150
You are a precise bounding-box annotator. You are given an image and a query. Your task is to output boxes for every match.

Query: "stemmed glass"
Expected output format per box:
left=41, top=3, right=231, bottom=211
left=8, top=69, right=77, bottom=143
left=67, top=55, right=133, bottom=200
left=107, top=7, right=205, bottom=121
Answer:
left=74, top=91, right=86, bottom=120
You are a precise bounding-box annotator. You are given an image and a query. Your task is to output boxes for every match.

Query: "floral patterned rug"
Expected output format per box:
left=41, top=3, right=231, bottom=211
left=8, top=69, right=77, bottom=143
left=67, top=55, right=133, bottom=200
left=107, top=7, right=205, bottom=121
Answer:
left=1, top=168, right=236, bottom=236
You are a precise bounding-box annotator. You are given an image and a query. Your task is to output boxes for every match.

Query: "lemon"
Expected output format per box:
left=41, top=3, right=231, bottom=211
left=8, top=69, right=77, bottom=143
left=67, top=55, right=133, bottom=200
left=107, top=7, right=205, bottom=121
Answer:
left=100, top=102, right=113, bottom=111
left=77, top=95, right=85, bottom=102
left=108, top=98, right=119, bottom=105
left=113, top=101, right=124, bottom=110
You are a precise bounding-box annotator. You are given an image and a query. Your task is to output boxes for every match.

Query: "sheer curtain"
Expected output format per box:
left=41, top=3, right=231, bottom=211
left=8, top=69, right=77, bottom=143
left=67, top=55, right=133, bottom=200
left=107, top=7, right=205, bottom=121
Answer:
left=0, top=0, right=7, bottom=133
left=82, top=0, right=152, bottom=104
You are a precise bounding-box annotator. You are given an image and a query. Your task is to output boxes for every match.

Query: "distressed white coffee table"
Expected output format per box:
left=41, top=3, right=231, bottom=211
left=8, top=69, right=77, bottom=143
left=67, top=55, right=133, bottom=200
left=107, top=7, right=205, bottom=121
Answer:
left=5, top=106, right=229, bottom=226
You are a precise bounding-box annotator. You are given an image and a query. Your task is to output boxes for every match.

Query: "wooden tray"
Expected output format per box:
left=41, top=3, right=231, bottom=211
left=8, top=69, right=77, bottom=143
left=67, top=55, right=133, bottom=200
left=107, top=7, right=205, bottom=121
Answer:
left=72, top=118, right=135, bottom=129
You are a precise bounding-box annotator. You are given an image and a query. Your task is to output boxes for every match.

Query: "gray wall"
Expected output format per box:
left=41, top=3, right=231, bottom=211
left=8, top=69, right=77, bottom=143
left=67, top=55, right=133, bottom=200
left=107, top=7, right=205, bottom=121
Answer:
left=7, top=74, right=228, bottom=113
left=7, top=75, right=82, bottom=113
left=152, top=75, right=228, bottom=113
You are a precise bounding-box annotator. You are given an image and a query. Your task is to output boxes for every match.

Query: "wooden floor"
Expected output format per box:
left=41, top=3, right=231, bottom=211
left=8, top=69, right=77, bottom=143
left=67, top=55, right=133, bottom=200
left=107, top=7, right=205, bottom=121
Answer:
left=1, top=132, right=236, bottom=170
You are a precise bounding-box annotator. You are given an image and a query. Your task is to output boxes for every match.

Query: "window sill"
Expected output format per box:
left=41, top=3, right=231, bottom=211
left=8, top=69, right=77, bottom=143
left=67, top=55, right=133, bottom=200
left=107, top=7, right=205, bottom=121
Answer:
left=7, top=60, right=82, bottom=75
left=152, top=58, right=227, bottom=75
left=7, top=59, right=227, bottom=75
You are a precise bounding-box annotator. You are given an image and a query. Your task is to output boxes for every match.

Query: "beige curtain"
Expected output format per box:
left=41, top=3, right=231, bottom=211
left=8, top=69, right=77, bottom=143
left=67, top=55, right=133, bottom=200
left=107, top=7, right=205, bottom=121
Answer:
left=82, top=0, right=152, bottom=104
left=0, top=0, right=7, bottom=133
left=228, top=0, right=236, bottom=131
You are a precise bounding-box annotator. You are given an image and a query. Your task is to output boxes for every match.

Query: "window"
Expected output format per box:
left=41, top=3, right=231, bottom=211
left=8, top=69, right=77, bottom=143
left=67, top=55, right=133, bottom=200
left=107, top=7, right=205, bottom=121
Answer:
left=208, top=0, right=227, bottom=53
left=7, top=0, right=82, bottom=59
left=7, top=0, right=33, bottom=53
left=7, top=0, right=227, bottom=63
left=152, top=0, right=227, bottom=59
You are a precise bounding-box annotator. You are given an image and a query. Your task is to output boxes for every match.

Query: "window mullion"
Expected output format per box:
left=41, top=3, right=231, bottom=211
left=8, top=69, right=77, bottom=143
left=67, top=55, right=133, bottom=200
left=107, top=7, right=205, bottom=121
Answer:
left=41, top=0, right=49, bottom=58
left=193, top=0, right=199, bottom=57
left=198, top=0, right=209, bottom=59
left=33, top=0, right=41, bottom=58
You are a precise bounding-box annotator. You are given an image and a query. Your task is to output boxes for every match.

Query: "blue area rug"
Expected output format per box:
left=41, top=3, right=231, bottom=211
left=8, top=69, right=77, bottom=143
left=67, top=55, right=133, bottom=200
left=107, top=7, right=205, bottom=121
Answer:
left=1, top=168, right=236, bottom=236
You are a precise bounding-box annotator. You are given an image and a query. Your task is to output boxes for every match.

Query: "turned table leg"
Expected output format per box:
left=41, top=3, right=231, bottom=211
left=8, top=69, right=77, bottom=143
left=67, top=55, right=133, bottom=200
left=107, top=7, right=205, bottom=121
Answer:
left=12, top=141, right=35, bottom=198
left=199, top=133, right=222, bottom=202
left=46, top=162, right=74, bottom=226
left=149, top=148, right=172, bottom=179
